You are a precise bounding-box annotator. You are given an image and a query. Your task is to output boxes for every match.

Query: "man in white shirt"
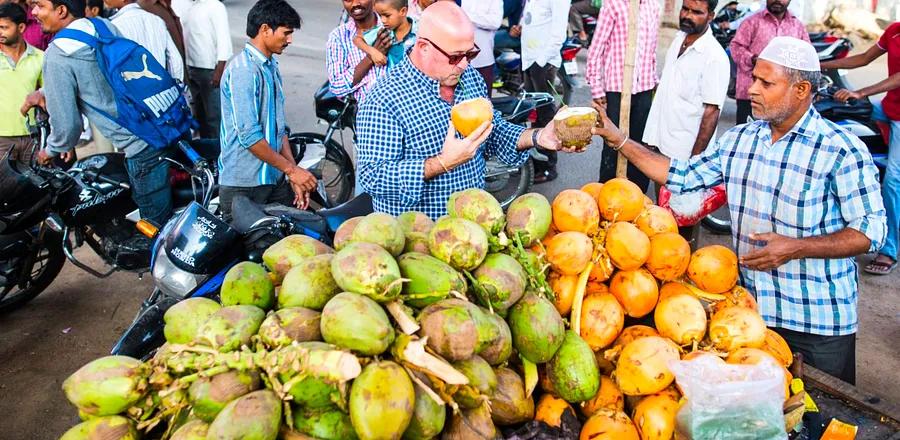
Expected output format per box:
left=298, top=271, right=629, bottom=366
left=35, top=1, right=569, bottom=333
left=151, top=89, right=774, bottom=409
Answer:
left=461, top=0, right=502, bottom=97
left=520, top=0, right=569, bottom=183
left=180, top=0, right=232, bottom=138
left=105, top=0, right=183, bottom=81
left=642, top=0, right=728, bottom=243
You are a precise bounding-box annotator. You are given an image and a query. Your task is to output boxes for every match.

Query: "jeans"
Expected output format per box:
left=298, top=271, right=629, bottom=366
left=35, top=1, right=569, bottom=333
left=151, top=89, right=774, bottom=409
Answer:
left=188, top=67, right=222, bottom=139
left=219, top=178, right=295, bottom=223
left=494, top=29, right=520, bottom=50
left=598, top=90, right=654, bottom=192
left=872, top=102, right=900, bottom=260
left=125, top=147, right=173, bottom=225
left=524, top=64, right=559, bottom=171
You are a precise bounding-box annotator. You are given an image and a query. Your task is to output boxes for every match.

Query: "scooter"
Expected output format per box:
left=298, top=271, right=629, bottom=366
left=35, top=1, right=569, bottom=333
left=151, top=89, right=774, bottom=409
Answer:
left=493, top=36, right=582, bottom=106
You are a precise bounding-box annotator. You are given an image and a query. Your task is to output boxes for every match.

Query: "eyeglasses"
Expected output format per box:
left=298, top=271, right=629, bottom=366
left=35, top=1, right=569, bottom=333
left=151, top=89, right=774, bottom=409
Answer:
left=420, top=37, right=480, bottom=65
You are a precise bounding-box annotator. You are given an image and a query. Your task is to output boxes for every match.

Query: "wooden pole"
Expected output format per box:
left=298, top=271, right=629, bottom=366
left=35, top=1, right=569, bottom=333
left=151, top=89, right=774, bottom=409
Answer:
left=616, top=0, right=641, bottom=177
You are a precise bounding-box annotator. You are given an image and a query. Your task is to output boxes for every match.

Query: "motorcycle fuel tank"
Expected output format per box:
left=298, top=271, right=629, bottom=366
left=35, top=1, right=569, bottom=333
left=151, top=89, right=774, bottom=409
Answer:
left=55, top=154, right=136, bottom=226
left=163, top=201, right=238, bottom=274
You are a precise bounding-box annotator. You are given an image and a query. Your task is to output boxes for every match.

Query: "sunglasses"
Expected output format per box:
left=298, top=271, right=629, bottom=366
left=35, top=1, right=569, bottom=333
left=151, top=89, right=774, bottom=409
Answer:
left=420, top=37, right=481, bottom=65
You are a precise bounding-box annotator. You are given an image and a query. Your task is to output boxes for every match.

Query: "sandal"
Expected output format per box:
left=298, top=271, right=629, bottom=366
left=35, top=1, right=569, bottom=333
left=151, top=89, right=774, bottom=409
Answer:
left=864, top=257, right=897, bottom=275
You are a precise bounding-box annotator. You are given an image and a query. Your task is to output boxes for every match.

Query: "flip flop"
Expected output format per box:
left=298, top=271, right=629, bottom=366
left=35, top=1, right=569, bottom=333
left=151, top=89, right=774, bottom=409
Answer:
left=863, top=258, right=897, bottom=275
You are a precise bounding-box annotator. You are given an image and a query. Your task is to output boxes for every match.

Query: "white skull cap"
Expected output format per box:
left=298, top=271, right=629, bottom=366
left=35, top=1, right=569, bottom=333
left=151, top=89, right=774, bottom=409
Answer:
left=758, top=36, right=820, bottom=71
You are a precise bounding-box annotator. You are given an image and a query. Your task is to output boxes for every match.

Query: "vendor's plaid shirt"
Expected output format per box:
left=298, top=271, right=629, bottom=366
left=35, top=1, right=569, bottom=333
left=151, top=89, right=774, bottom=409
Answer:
left=667, top=107, right=886, bottom=336
left=356, top=57, right=529, bottom=218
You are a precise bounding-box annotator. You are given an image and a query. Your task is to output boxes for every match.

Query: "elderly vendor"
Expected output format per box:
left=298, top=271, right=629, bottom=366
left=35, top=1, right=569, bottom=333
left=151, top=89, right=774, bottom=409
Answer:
left=355, top=1, right=573, bottom=218
left=592, top=37, right=886, bottom=384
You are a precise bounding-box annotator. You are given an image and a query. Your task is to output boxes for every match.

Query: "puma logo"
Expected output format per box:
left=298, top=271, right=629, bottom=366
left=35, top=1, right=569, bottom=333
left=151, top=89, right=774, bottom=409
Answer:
left=121, top=54, right=162, bottom=81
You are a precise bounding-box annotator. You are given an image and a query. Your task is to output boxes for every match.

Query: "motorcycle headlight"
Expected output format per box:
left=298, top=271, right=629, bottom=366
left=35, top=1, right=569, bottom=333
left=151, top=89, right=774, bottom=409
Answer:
left=152, top=245, right=203, bottom=298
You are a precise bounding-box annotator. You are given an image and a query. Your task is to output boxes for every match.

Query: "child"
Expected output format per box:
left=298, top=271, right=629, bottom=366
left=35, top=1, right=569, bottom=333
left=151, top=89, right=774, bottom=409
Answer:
left=354, top=0, right=417, bottom=68
left=85, top=0, right=104, bottom=18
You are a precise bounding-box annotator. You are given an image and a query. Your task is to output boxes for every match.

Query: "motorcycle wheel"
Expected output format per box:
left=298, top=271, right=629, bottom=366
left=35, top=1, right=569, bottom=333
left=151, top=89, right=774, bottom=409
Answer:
left=0, top=229, right=66, bottom=313
left=701, top=214, right=732, bottom=235
left=485, top=157, right=534, bottom=209
left=289, top=132, right=355, bottom=208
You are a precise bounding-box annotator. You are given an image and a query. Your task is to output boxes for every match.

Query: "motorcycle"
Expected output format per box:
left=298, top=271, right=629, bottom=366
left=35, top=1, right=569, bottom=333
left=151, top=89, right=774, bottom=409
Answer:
left=110, top=169, right=374, bottom=359
left=493, top=36, right=582, bottom=106
left=0, top=111, right=219, bottom=313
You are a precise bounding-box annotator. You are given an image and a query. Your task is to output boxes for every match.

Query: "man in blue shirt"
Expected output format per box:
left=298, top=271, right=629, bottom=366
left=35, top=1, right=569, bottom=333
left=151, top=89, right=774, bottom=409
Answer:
left=218, top=0, right=316, bottom=221
left=356, top=1, right=577, bottom=218
left=592, top=37, right=886, bottom=384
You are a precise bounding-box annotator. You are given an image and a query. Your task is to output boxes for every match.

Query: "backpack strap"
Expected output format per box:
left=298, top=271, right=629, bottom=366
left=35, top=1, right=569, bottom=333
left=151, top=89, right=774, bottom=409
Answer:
left=87, top=17, right=115, bottom=39
left=53, top=28, right=100, bottom=50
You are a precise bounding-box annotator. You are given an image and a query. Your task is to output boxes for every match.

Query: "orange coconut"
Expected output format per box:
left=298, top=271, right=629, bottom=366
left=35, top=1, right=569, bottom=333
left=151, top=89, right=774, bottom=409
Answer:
left=580, top=182, right=605, bottom=205
left=708, top=306, right=767, bottom=352
left=654, top=292, right=707, bottom=346
left=609, top=269, right=659, bottom=318
left=549, top=271, right=579, bottom=316
left=450, top=97, right=493, bottom=137
left=710, top=285, right=759, bottom=314
left=658, top=281, right=693, bottom=301
left=605, top=222, right=650, bottom=271
left=615, top=336, right=681, bottom=396
left=552, top=189, right=601, bottom=235
left=535, top=394, right=574, bottom=428
left=632, top=389, right=680, bottom=440
left=760, top=329, right=793, bottom=367
left=580, top=410, right=640, bottom=440
left=645, top=232, right=691, bottom=281
left=687, top=245, right=739, bottom=294
left=612, top=325, right=659, bottom=349
left=596, top=178, right=645, bottom=222
left=545, top=231, right=593, bottom=276
left=726, top=347, right=791, bottom=399
left=634, top=205, right=679, bottom=238
left=581, top=293, right=626, bottom=351
left=582, top=375, right=625, bottom=417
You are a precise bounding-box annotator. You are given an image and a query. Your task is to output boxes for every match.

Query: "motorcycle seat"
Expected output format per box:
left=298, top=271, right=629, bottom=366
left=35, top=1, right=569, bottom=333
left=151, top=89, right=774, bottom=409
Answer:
left=317, top=193, right=374, bottom=232
left=230, top=195, right=270, bottom=235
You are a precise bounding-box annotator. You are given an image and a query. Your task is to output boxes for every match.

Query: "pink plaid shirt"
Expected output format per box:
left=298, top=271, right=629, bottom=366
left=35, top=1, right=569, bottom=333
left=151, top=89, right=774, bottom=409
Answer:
left=325, top=18, right=388, bottom=104
left=730, top=9, right=809, bottom=100
left=585, top=0, right=659, bottom=99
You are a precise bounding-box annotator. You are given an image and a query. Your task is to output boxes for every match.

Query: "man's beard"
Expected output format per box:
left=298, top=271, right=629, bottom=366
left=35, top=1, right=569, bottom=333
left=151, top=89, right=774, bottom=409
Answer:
left=0, top=35, right=20, bottom=46
left=751, top=98, right=794, bottom=124
left=767, top=2, right=787, bottom=14
left=679, top=19, right=702, bottom=34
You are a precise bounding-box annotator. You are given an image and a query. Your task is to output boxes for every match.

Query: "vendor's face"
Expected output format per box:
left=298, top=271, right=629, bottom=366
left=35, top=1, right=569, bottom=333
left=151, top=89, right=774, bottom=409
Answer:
left=766, top=0, right=788, bottom=15
left=747, top=60, right=804, bottom=124
left=261, top=25, right=293, bottom=55
left=343, top=0, right=373, bottom=23
left=679, top=0, right=712, bottom=34
left=417, top=34, right=475, bottom=86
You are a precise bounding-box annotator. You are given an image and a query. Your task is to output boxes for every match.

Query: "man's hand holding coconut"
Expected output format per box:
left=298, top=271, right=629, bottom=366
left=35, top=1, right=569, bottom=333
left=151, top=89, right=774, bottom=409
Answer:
left=355, top=2, right=590, bottom=218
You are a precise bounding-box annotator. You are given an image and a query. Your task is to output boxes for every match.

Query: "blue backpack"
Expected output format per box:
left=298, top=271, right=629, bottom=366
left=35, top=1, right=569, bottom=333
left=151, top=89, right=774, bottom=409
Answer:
left=54, top=18, right=194, bottom=150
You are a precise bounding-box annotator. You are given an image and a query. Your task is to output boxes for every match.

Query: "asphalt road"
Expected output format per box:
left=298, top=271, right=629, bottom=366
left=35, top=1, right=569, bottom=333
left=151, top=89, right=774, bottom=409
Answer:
left=0, top=1, right=897, bottom=438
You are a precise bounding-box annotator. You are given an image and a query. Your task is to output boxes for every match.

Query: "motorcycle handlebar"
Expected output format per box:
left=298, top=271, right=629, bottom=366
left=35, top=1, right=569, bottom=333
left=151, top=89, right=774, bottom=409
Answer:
left=176, top=140, right=204, bottom=167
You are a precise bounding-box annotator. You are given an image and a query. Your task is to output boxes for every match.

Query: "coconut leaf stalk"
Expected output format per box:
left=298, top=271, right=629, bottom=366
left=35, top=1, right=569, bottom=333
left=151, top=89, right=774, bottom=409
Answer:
left=508, top=233, right=554, bottom=301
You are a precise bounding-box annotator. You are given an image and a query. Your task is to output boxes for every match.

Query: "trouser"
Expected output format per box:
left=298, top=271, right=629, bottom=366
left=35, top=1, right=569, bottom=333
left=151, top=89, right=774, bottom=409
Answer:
left=736, top=99, right=753, bottom=125
left=774, top=327, right=856, bottom=385
left=872, top=101, right=899, bottom=261
left=219, top=178, right=295, bottom=223
left=569, top=0, right=601, bottom=35
left=476, top=65, right=495, bottom=98
left=125, top=147, right=173, bottom=226
left=0, top=135, right=35, bottom=163
left=524, top=64, right=559, bottom=171
left=188, top=67, right=222, bottom=139
left=494, top=29, right=520, bottom=50
left=598, top=90, right=654, bottom=192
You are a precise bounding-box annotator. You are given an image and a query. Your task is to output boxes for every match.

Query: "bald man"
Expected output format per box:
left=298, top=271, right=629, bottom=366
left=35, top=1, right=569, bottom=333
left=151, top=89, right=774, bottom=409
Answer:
left=355, top=2, right=578, bottom=218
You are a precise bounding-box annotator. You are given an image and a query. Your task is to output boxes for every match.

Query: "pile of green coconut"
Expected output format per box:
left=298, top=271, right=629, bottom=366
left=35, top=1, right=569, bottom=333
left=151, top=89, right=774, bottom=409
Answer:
left=59, top=188, right=597, bottom=440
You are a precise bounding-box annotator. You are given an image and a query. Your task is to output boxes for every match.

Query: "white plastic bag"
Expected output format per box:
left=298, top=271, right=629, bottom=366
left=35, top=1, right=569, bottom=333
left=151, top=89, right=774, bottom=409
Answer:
left=669, top=355, right=787, bottom=440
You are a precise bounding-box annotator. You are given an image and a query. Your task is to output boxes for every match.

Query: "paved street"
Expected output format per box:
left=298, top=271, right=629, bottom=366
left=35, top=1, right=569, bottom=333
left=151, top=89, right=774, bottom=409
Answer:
left=0, top=0, right=897, bottom=438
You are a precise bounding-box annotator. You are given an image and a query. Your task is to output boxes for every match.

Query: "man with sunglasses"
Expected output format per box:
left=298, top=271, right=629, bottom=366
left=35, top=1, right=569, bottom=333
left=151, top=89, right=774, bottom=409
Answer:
left=356, top=1, right=577, bottom=219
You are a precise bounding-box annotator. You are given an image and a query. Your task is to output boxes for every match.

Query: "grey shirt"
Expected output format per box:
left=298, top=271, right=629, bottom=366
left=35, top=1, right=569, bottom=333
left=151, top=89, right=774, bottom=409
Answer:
left=44, top=18, right=149, bottom=158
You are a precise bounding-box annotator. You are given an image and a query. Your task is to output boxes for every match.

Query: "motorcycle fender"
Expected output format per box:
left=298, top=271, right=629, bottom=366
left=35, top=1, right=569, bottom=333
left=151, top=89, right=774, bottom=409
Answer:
left=110, top=292, right=179, bottom=359
left=0, top=231, right=30, bottom=259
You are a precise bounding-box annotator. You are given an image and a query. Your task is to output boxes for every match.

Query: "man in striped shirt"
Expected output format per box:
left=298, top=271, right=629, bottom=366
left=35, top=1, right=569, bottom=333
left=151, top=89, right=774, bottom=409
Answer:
left=326, top=0, right=391, bottom=105
left=585, top=0, right=658, bottom=192
left=591, top=37, right=886, bottom=384
left=217, top=0, right=316, bottom=222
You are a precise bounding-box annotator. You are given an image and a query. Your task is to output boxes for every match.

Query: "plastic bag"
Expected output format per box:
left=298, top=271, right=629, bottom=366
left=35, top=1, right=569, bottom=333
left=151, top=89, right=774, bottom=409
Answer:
left=657, top=184, right=727, bottom=227
left=670, top=355, right=787, bottom=440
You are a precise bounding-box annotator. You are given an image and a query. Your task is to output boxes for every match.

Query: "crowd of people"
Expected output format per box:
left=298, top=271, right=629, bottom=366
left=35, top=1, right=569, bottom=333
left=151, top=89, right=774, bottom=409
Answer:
left=0, top=0, right=898, bottom=387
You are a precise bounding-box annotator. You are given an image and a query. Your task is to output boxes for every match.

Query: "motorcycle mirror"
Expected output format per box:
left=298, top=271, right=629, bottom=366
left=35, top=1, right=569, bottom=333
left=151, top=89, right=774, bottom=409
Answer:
left=136, top=219, right=160, bottom=239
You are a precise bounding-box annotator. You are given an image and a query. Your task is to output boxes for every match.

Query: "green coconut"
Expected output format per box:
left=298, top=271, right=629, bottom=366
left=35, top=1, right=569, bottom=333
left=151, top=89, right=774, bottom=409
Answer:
left=278, top=254, right=340, bottom=310
left=446, top=188, right=506, bottom=235
left=451, top=355, right=498, bottom=409
left=292, top=406, right=358, bottom=440
left=508, top=292, right=566, bottom=363
left=397, top=211, right=434, bottom=254
left=262, top=234, right=334, bottom=282
left=472, top=253, right=527, bottom=315
left=189, top=369, right=261, bottom=422
left=397, top=252, right=467, bottom=309
left=206, top=390, right=282, bottom=440
left=402, top=373, right=446, bottom=440
left=491, top=367, right=535, bottom=426
left=553, top=106, right=599, bottom=150
left=163, top=297, right=221, bottom=344
left=505, top=193, right=553, bottom=247
left=282, top=342, right=345, bottom=409
left=62, top=356, right=148, bottom=417
left=349, top=212, right=406, bottom=256
left=59, top=415, right=138, bottom=440
left=349, top=361, right=415, bottom=440
left=320, top=292, right=395, bottom=355
left=257, top=307, right=321, bottom=349
left=547, top=330, right=600, bottom=403
left=334, top=216, right=364, bottom=251
left=477, top=312, right=513, bottom=366
left=330, top=242, right=402, bottom=302
left=170, top=419, right=209, bottom=440
left=195, top=305, right=266, bottom=352
left=427, top=216, right=489, bottom=271
left=417, top=298, right=479, bottom=361
left=221, top=261, right=275, bottom=310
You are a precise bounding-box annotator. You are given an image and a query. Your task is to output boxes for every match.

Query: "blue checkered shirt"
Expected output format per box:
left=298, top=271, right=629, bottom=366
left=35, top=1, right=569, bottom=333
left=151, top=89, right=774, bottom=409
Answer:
left=356, top=57, right=529, bottom=218
left=667, top=107, right=886, bottom=336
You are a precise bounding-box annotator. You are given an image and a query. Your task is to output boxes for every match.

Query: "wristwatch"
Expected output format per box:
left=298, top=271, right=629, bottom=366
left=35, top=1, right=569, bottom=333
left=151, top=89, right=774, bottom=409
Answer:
left=531, top=128, right=542, bottom=149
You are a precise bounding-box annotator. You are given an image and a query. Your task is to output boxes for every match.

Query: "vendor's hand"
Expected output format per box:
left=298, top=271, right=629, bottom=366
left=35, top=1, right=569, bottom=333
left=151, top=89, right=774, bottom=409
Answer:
left=440, top=120, right=492, bottom=169
left=293, top=190, right=311, bottom=210
left=592, top=96, right=606, bottom=110
left=287, top=166, right=317, bottom=193
left=739, top=232, right=803, bottom=271
left=21, top=90, right=46, bottom=115
left=590, top=102, right=627, bottom=148
left=509, top=25, right=521, bottom=38
left=833, top=89, right=862, bottom=103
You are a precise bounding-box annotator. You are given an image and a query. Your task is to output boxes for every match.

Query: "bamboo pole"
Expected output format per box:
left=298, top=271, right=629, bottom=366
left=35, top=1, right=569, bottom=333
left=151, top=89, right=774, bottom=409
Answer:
left=616, top=0, right=641, bottom=177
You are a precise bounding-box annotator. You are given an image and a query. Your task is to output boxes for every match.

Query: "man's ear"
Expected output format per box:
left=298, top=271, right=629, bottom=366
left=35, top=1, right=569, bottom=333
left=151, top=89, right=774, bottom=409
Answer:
left=794, top=79, right=813, bottom=100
